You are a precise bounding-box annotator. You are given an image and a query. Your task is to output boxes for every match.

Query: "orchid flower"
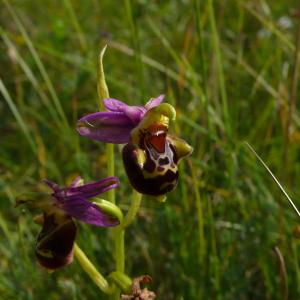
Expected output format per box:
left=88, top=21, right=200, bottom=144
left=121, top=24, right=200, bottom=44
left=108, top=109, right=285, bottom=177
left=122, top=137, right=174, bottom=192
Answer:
left=77, top=96, right=193, bottom=199
left=27, top=176, right=119, bottom=270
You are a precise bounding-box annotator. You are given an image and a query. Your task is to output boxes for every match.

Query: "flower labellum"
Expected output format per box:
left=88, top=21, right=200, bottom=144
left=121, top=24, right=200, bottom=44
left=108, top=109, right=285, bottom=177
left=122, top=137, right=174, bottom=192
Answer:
left=35, top=213, right=76, bottom=270
left=22, top=176, right=119, bottom=270
left=122, top=104, right=192, bottom=199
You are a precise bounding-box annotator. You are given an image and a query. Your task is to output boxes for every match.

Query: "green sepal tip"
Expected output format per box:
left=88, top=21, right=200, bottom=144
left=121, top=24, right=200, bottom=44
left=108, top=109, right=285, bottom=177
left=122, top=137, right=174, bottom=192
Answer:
left=93, top=198, right=123, bottom=223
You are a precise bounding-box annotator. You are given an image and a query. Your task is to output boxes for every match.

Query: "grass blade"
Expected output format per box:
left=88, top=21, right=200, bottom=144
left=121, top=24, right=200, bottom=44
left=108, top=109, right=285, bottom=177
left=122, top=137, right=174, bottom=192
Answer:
left=0, top=28, right=60, bottom=124
left=3, top=0, right=69, bottom=129
left=0, top=78, right=37, bottom=154
left=245, top=142, right=300, bottom=218
left=208, top=0, right=231, bottom=137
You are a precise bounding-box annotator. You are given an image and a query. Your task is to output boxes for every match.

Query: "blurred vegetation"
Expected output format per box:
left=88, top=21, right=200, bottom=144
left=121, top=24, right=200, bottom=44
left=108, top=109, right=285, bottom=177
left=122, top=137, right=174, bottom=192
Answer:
left=1, top=0, right=300, bottom=299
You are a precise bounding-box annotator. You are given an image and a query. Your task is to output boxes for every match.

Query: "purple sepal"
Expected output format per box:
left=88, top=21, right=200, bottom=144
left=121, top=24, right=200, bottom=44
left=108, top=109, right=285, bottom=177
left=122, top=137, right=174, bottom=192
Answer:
left=44, top=176, right=120, bottom=227
left=43, top=179, right=60, bottom=192
left=67, top=176, right=119, bottom=198
left=52, top=176, right=119, bottom=199
left=77, top=111, right=135, bottom=144
left=77, top=95, right=165, bottom=144
left=59, top=195, right=119, bottom=227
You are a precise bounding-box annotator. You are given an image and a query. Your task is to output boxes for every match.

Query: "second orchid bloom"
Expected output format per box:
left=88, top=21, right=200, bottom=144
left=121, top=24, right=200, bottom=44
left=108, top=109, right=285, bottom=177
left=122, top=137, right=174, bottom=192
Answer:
left=26, top=176, right=119, bottom=270
left=77, top=96, right=193, bottom=200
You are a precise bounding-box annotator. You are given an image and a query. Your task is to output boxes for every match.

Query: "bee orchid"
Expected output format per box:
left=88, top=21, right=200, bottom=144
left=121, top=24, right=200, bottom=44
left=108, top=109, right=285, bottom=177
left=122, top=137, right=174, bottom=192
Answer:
left=77, top=96, right=192, bottom=199
left=25, top=176, right=119, bottom=270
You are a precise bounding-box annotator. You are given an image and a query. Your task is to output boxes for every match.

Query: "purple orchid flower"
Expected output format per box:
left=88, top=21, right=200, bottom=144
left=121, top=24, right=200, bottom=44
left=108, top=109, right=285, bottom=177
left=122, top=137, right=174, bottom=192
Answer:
left=76, top=95, right=164, bottom=144
left=34, top=176, right=119, bottom=270
left=77, top=96, right=193, bottom=200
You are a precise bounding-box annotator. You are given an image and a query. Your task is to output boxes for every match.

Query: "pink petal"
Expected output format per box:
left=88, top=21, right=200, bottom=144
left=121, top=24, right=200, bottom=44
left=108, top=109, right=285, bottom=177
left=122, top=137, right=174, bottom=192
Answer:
left=144, top=94, right=165, bottom=110
left=103, top=98, right=129, bottom=112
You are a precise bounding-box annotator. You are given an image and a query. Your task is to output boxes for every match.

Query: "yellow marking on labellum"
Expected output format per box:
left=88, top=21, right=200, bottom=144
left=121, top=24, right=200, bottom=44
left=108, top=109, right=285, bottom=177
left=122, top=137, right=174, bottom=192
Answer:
left=142, top=165, right=177, bottom=179
left=135, top=148, right=146, bottom=167
left=37, top=249, right=53, bottom=258
left=167, top=135, right=193, bottom=161
left=152, top=195, right=167, bottom=202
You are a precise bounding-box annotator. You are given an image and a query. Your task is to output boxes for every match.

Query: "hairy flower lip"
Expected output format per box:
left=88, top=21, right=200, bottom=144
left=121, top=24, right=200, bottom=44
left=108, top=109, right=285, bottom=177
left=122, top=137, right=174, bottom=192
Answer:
left=122, top=102, right=192, bottom=199
left=35, top=213, right=76, bottom=270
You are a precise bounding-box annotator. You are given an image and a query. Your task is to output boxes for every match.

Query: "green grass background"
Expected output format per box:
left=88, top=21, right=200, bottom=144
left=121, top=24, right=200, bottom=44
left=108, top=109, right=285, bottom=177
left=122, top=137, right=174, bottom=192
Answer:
left=1, top=0, right=300, bottom=299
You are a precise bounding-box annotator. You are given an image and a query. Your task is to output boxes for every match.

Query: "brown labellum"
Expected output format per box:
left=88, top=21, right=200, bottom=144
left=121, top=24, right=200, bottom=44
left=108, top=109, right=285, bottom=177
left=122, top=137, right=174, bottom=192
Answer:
left=35, top=213, right=77, bottom=270
left=122, top=141, right=179, bottom=196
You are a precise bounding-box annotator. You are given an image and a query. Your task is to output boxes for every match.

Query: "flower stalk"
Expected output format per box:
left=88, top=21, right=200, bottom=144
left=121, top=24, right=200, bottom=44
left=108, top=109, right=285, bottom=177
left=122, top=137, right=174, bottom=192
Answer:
left=98, top=46, right=124, bottom=300
left=114, top=228, right=125, bottom=274
left=97, top=45, right=116, bottom=205
left=122, top=190, right=142, bottom=229
left=108, top=271, right=132, bottom=293
left=74, top=243, right=114, bottom=295
left=107, top=144, right=115, bottom=204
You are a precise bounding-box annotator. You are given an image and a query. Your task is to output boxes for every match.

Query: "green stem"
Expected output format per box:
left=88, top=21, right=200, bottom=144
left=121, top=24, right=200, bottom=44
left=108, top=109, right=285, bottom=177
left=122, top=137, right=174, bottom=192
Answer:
left=106, top=131, right=119, bottom=300
left=108, top=272, right=132, bottom=293
left=107, top=143, right=115, bottom=204
left=111, top=191, right=142, bottom=299
left=122, top=190, right=142, bottom=228
left=97, top=46, right=143, bottom=299
left=97, top=46, right=121, bottom=299
left=74, top=243, right=113, bottom=295
left=114, top=228, right=125, bottom=273
left=111, top=229, right=123, bottom=299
